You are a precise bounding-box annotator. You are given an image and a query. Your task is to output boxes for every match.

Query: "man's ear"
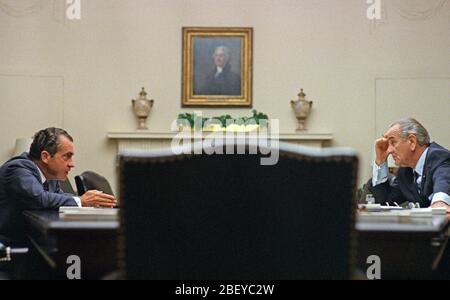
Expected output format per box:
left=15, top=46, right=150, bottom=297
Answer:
left=40, top=151, right=51, bottom=164
left=408, top=134, right=417, bottom=151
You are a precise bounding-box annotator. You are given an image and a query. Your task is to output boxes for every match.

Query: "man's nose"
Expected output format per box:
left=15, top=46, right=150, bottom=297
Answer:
left=387, top=144, right=394, bottom=154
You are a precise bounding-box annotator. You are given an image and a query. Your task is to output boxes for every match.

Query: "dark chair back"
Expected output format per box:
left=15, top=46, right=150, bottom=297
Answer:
left=118, top=141, right=358, bottom=279
left=59, top=179, right=76, bottom=195
left=75, top=171, right=114, bottom=196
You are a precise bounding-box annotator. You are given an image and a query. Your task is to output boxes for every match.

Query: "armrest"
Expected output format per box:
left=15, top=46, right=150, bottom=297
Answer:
left=0, top=243, right=29, bottom=262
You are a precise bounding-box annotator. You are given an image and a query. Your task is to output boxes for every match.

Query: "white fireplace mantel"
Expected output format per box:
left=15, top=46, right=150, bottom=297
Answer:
left=107, top=131, right=333, bottom=153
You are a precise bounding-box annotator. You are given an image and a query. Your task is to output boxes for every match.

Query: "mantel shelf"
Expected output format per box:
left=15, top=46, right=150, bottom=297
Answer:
left=107, top=131, right=333, bottom=153
left=107, top=131, right=333, bottom=141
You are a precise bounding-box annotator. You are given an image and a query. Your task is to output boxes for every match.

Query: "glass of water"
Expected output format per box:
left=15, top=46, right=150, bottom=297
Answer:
left=365, top=194, right=375, bottom=204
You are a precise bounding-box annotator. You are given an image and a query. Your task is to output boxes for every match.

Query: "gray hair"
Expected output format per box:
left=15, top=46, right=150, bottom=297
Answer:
left=390, top=118, right=430, bottom=146
left=213, top=45, right=231, bottom=60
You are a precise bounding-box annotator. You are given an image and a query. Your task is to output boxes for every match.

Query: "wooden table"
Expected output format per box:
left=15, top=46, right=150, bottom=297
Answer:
left=356, top=213, right=449, bottom=279
left=23, top=210, right=118, bottom=279
left=23, top=210, right=450, bottom=280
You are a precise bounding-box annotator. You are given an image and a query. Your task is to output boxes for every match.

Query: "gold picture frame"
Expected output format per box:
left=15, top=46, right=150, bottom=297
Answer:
left=182, top=27, right=253, bottom=107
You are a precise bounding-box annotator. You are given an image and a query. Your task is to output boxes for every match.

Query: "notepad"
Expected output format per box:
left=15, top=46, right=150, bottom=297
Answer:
left=59, top=206, right=118, bottom=220
left=358, top=207, right=447, bottom=222
left=358, top=204, right=404, bottom=212
left=411, top=207, right=447, bottom=216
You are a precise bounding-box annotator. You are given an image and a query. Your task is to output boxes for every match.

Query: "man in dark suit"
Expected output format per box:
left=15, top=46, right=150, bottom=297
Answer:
left=198, top=45, right=241, bottom=96
left=369, top=118, right=450, bottom=210
left=0, top=127, right=117, bottom=245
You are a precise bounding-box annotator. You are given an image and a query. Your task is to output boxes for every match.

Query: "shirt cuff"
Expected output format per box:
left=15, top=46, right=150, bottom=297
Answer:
left=372, top=161, right=389, bottom=186
left=430, top=193, right=450, bottom=206
left=72, top=196, right=82, bottom=207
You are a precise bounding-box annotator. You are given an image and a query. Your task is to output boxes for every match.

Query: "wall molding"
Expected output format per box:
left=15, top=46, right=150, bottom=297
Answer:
left=373, top=76, right=450, bottom=140
left=0, top=0, right=67, bottom=24
left=370, top=0, right=450, bottom=32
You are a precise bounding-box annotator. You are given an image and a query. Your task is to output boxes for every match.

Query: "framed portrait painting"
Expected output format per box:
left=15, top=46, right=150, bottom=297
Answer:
left=182, top=27, right=253, bottom=107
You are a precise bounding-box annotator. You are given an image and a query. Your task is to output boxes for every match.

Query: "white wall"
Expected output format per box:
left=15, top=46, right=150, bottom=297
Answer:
left=1, top=0, right=449, bottom=193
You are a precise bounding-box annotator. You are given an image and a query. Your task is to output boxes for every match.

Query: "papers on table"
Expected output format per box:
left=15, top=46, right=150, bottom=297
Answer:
left=359, top=204, right=404, bottom=212
left=359, top=203, right=447, bottom=213
left=357, top=206, right=447, bottom=222
left=59, top=206, right=119, bottom=220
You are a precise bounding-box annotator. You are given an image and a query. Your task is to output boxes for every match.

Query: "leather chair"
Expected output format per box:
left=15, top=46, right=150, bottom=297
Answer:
left=75, top=171, right=114, bottom=196
left=59, top=179, right=76, bottom=195
left=117, top=141, right=359, bottom=280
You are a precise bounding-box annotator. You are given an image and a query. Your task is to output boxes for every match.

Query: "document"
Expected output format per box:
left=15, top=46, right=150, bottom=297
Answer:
left=59, top=206, right=119, bottom=220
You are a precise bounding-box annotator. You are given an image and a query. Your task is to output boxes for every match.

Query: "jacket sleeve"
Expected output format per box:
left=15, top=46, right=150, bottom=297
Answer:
left=367, top=175, right=404, bottom=205
left=432, top=162, right=450, bottom=195
left=5, top=164, right=77, bottom=209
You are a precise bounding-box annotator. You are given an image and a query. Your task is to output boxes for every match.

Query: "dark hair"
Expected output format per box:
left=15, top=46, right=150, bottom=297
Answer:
left=29, top=127, right=73, bottom=160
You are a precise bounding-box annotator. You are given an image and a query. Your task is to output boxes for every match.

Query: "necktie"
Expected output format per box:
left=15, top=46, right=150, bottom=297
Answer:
left=413, top=171, right=421, bottom=194
left=43, top=181, right=49, bottom=192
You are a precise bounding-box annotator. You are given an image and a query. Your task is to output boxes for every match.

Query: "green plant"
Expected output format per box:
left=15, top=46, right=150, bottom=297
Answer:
left=176, top=110, right=269, bottom=129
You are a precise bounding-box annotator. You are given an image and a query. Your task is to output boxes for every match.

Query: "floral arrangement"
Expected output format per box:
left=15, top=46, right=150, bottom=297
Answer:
left=176, top=110, right=269, bottom=132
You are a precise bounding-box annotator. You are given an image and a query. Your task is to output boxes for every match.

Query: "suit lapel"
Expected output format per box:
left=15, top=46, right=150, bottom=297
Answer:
left=421, top=149, right=431, bottom=193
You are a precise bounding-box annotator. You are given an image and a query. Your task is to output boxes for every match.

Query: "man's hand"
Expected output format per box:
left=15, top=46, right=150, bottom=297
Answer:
left=81, top=190, right=117, bottom=208
left=375, top=137, right=389, bottom=166
left=431, top=201, right=450, bottom=214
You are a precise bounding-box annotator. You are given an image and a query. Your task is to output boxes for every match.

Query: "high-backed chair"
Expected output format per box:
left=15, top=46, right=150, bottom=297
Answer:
left=75, top=171, right=114, bottom=196
left=117, top=141, right=359, bottom=280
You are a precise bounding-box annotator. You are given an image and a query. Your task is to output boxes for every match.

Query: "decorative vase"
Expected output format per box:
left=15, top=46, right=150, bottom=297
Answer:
left=131, top=87, right=154, bottom=130
left=290, top=88, right=313, bottom=131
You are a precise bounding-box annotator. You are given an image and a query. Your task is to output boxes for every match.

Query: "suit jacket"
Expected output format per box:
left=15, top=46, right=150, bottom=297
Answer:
left=0, top=153, right=77, bottom=244
left=201, top=64, right=241, bottom=96
left=368, top=142, right=450, bottom=207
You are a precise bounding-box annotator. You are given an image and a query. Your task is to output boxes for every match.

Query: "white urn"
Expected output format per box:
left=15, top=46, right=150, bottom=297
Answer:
left=132, top=87, right=154, bottom=130
left=290, top=88, right=313, bottom=131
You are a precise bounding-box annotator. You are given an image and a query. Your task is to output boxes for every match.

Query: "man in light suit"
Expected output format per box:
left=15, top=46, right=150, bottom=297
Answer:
left=369, top=118, right=450, bottom=210
left=0, top=127, right=117, bottom=245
